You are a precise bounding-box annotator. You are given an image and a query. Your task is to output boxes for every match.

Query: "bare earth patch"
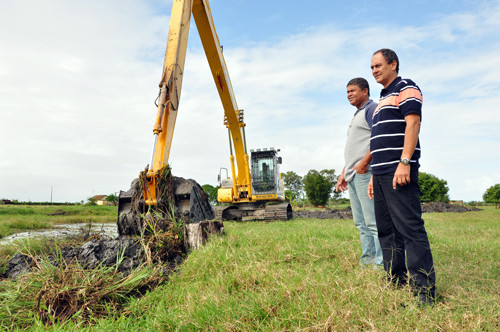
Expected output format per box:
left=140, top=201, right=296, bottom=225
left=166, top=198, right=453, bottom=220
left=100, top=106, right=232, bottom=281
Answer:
left=293, top=202, right=480, bottom=219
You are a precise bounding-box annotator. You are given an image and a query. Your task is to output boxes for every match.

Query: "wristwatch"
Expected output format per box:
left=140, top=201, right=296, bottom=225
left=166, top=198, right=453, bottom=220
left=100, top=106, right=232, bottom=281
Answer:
left=400, top=158, right=410, bottom=165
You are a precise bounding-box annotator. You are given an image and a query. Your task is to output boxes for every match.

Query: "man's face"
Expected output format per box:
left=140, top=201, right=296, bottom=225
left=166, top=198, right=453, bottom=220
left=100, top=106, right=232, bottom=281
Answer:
left=347, top=84, right=368, bottom=109
left=371, top=52, right=398, bottom=88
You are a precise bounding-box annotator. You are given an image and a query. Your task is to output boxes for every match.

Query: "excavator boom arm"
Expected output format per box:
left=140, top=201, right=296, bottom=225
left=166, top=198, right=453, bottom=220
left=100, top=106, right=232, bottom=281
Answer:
left=143, top=0, right=250, bottom=205
left=192, top=0, right=251, bottom=195
left=150, top=0, right=192, bottom=172
left=119, top=0, right=291, bottom=224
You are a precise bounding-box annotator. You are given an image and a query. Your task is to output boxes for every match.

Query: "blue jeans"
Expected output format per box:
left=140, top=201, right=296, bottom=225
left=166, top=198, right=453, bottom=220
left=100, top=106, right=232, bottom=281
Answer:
left=373, top=171, right=436, bottom=296
left=348, top=172, right=383, bottom=266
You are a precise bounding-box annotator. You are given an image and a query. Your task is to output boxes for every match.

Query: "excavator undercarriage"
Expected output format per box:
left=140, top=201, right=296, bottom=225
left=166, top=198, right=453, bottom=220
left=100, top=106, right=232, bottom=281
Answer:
left=214, top=202, right=292, bottom=222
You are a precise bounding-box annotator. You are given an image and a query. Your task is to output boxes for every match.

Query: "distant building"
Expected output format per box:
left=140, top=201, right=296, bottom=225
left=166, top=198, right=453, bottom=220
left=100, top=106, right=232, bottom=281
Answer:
left=91, top=195, right=113, bottom=206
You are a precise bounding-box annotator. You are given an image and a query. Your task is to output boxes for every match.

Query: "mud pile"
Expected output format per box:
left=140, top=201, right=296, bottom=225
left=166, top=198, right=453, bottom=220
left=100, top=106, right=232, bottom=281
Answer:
left=293, top=202, right=480, bottom=220
left=3, top=237, right=145, bottom=280
left=293, top=207, right=353, bottom=219
left=421, top=201, right=480, bottom=213
left=117, top=172, right=214, bottom=236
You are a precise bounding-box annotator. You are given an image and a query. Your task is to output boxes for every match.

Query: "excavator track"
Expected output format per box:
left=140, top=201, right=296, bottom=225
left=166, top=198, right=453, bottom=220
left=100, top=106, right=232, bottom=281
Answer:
left=264, top=202, right=293, bottom=221
left=214, top=202, right=292, bottom=221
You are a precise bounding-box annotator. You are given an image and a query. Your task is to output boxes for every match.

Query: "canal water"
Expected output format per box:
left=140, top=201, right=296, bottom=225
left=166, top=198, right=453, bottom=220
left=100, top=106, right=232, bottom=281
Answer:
left=0, top=223, right=119, bottom=245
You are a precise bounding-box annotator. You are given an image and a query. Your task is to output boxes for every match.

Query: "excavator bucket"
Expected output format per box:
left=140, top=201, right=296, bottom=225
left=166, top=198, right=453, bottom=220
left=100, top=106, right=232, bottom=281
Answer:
left=117, top=178, right=143, bottom=236
left=172, top=177, right=215, bottom=222
left=117, top=169, right=214, bottom=236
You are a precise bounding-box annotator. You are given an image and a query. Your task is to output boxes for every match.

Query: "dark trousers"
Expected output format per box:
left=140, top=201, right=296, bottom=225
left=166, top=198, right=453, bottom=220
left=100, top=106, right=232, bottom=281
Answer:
left=373, top=171, right=436, bottom=296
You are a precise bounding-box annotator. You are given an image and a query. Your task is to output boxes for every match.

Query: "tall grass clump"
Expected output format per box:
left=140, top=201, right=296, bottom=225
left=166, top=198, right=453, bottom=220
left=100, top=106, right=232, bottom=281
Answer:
left=0, top=212, right=187, bottom=328
left=0, top=249, right=164, bottom=328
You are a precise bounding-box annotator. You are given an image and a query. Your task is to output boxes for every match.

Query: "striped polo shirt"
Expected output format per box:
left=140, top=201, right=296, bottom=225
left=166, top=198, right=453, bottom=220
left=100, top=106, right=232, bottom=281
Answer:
left=370, top=77, right=423, bottom=175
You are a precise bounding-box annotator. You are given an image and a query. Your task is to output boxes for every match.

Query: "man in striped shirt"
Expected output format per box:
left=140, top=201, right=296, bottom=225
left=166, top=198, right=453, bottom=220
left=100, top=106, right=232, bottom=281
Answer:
left=367, top=48, right=436, bottom=306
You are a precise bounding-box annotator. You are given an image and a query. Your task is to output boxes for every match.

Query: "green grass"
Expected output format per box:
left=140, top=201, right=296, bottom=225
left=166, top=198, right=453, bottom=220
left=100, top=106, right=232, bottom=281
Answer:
left=0, top=205, right=117, bottom=239
left=1, top=206, right=499, bottom=330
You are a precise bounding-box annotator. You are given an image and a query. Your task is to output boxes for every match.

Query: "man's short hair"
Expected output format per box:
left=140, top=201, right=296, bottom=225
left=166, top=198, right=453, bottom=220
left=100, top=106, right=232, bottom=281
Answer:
left=347, top=77, right=370, bottom=97
left=374, top=48, right=399, bottom=73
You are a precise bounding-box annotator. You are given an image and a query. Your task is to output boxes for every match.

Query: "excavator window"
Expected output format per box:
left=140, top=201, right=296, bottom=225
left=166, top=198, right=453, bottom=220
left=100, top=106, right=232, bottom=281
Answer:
left=251, top=155, right=276, bottom=193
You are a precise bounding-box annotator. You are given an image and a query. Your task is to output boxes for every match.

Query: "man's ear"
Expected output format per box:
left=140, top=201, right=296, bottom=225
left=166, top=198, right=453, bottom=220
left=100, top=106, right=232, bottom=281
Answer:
left=391, top=60, right=398, bottom=71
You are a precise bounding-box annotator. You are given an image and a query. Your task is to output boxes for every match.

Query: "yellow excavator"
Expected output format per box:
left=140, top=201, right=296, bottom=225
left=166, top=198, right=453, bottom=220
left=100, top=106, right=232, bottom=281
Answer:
left=117, top=0, right=291, bottom=232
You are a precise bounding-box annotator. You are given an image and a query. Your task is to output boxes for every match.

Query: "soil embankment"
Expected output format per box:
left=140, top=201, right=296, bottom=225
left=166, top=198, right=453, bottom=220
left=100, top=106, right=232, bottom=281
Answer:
left=421, top=201, right=480, bottom=213
left=293, top=202, right=480, bottom=219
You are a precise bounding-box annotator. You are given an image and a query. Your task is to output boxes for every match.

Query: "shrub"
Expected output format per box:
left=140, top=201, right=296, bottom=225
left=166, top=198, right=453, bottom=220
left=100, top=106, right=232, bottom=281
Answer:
left=303, top=170, right=334, bottom=206
left=419, top=172, right=450, bottom=202
left=483, top=184, right=500, bottom=208
left=201, top=184, right=219, bottom=205
left=282, top=171, right=303, bottom=201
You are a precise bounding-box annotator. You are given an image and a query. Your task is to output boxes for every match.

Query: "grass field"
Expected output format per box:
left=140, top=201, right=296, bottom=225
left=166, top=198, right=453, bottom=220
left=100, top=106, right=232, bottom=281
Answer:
left=0, top=205, right=498, bottom=330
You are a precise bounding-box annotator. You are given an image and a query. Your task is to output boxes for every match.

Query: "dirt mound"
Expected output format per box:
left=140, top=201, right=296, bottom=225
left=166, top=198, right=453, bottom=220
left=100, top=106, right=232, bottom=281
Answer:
left=3, top=219, right=223, bottom=280
left=293, top=207, right=353, bottom=219
left=3, top=237, right=147, bottom=280
left=421, top=201, right=480, bottom=213
left=293, top=202, right=479, bottom=220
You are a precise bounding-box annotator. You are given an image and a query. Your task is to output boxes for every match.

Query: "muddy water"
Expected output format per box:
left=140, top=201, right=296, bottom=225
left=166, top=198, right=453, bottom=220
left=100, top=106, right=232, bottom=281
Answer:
left=0, top=223, right=118, bottom=245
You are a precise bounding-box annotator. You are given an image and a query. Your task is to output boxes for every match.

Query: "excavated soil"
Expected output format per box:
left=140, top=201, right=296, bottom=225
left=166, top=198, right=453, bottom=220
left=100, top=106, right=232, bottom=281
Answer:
left=421, top=201, right=480, bottom=213
left=293, top=207, right=353, bottom=219
left=293, top=202, right=479, bottom=220
left=117, top=170, right=214, bottom=236
left=2, top=169, right=220, bottom=281
left=3, top=236, right=150, bottom=280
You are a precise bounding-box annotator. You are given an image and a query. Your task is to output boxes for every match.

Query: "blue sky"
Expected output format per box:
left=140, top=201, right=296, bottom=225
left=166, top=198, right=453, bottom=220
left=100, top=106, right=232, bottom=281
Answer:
left=1, top=0, right=499, bottom=203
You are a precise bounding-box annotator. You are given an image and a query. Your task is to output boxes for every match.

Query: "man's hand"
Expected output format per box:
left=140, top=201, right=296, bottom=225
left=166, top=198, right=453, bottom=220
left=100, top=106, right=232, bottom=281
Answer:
left=368, top=175, right=374, bottom=199
left=353, top=162, right=368, bottom=174
left=336, top=172, right=348, bottom=192
left=393, top=163, right=410, bottom=189
left=392, top=113, right=420, bottom=189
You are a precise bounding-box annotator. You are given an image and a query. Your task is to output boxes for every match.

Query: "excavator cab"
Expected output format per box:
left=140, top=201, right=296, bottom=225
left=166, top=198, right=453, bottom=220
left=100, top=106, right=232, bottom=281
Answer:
left=215, top=147, right=291, bottom=221
left=250, top=148, right=282, bottom=196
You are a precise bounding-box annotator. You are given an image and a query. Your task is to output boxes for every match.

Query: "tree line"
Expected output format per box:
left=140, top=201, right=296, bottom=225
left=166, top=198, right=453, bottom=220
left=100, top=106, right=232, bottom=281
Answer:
left=283, top=169, right=456, bottom=206
left=283, top=170, right=466, bottom=207
left=201, top=170, right=500, bottom=207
